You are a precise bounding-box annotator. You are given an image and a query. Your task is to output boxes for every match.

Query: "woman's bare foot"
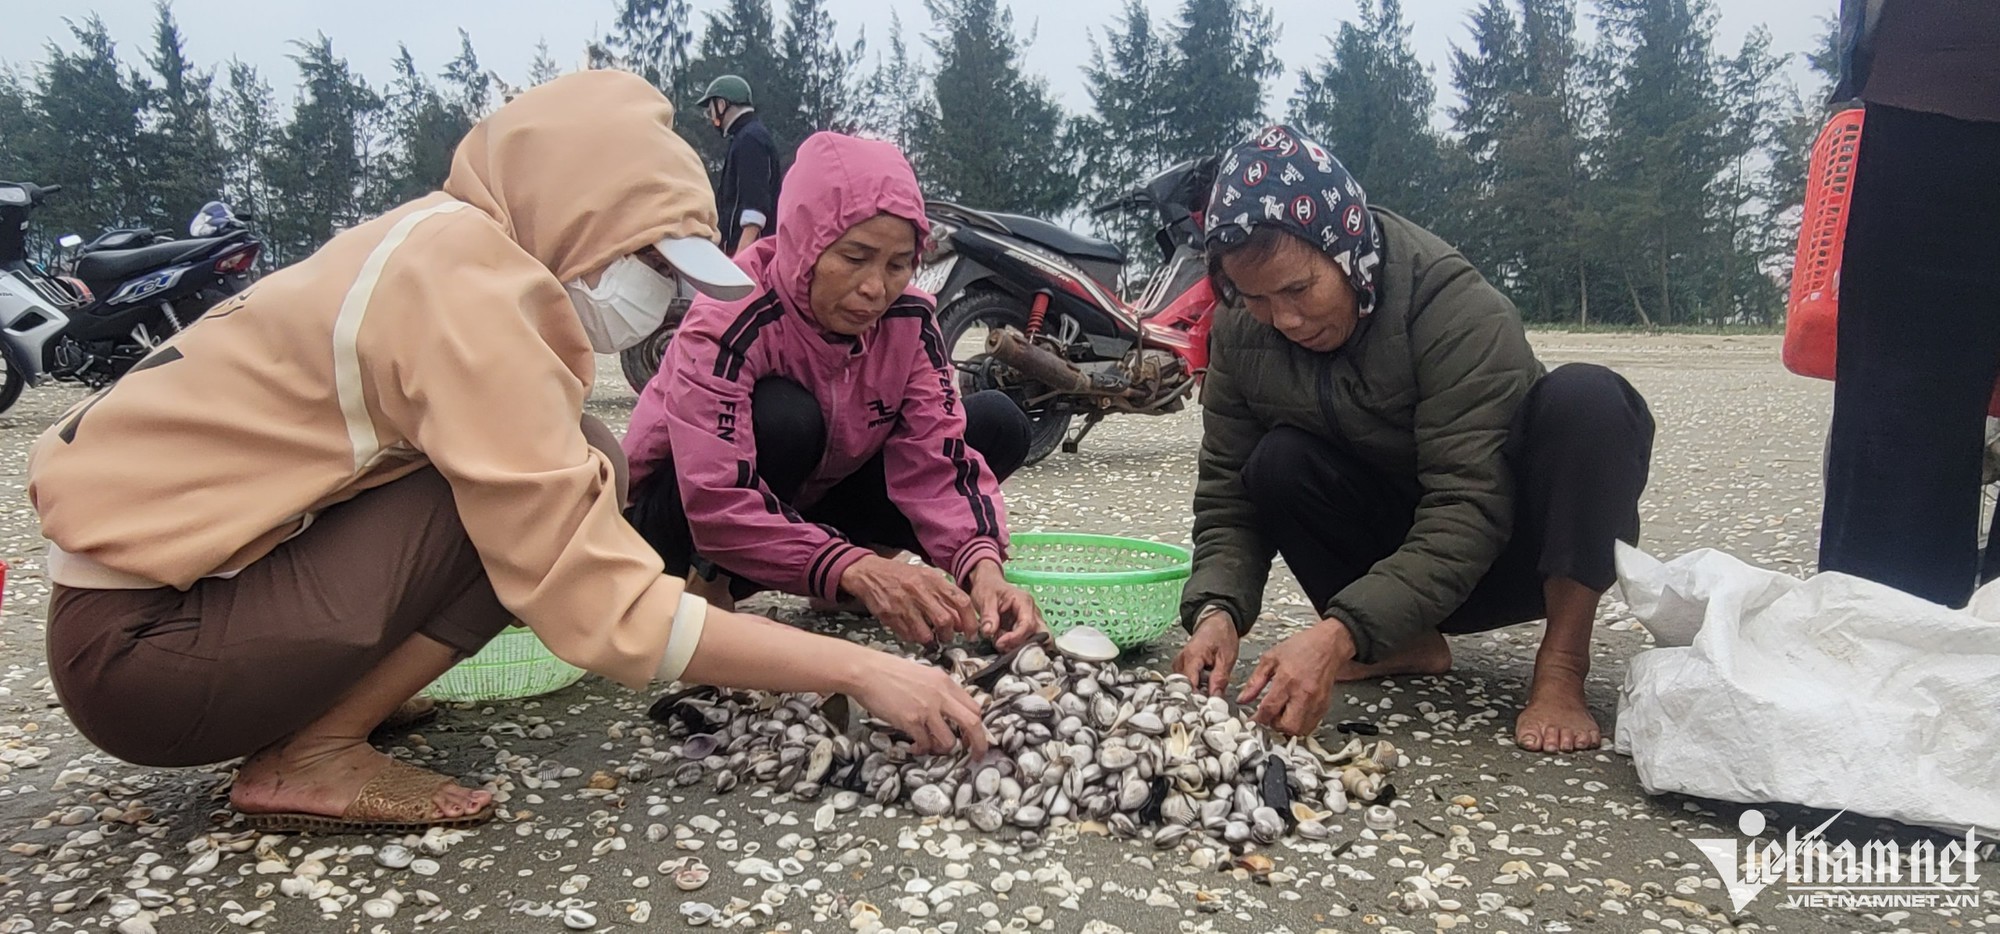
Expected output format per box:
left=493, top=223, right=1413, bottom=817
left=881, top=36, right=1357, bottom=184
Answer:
left=229, top=738, right=490, bottom=820
left=1515, top=662, right=1602, bottom=753
left=1517, top=579, right=1606, bottom=754
left=1335, top=629, right=1452, bottom=681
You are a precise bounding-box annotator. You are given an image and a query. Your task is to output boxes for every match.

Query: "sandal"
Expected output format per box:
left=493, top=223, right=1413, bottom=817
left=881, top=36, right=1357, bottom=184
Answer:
left=241, top=759, right=495, bottom=834
left=373, top=696, right=440, bottom=735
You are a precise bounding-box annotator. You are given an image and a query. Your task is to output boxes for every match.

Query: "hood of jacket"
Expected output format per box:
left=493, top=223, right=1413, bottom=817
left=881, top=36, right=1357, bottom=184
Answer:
left=444, top=69, right=721, bottom=284
left=733, top=131, right=930, bottom=331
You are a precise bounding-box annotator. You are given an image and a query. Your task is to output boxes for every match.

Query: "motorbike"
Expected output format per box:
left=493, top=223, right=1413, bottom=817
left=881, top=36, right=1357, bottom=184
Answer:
left=0, top=182, right=262, bottom=413
left=915, top=156, right=1222, bottom=465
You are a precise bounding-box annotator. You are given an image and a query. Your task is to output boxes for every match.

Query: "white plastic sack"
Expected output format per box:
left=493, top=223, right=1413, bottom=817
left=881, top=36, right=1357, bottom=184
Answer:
left=1613, top=542, right=2000, bottom=836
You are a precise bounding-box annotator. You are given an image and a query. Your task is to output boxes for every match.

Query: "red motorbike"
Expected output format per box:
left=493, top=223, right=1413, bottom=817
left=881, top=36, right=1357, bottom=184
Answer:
left=915, top=157, right=1222, bottom=465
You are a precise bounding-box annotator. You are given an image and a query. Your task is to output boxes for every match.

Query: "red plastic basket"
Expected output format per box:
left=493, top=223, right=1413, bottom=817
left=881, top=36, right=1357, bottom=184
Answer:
left=1784, top=107, right=2000, bottom=414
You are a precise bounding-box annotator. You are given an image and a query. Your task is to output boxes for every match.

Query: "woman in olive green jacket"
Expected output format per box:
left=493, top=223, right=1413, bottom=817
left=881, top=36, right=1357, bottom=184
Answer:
left=1172, top=126, right=1655, bottom=753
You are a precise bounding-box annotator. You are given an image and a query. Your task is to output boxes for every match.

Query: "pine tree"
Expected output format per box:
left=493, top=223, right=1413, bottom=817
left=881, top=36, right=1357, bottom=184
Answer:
left=1768, top=17, right=1843, bottom=232
left=1447, top=0, right=1591, bottom=322
left=1708, top=27, right=1789, bottom=324
left=606, top=0, right=695, bottom=95
left=858, top=12, right=930, bottom=153
left=262, top=35, right=382, bottom=263
left=527, top=38, right=563, bottom=87
left=912, top=0, right=1076, bottom=216
left=442, top=30, right=491, bottom=121
left=1450, top=0, right=1527, bottom=177
left=142, top=1, right=225, bottom=227
left=775, top=0, right=866, bottom=140
left=1158, top=0, right=1279, bottom=165
left=214, top=59, right=277, bottom=225
left=379, top=46, right=459, bottom=205
left=24, top=16, right=155, bottom=239
left=1079, top=1, right=1168, bottom=202
left=1076, top=0, right=1171, bottom=269
left=1586, top=0, right=1727, bottom=326
left=0, top=67, right=33, bottom=181
left=1447, top=0, right=1529, bottom=283
left=1511, top=0, right=1593, bottom=322
left=1292, top=0, right=1450, bottom=229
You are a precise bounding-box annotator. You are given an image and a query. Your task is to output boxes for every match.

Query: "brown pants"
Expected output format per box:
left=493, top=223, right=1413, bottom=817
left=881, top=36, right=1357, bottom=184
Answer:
left=46, top=416, right=628, bottom=768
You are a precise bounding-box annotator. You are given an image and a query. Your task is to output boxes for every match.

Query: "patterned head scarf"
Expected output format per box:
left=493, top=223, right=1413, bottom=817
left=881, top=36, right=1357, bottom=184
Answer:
left=1204, top=125, right=1385, bottom=316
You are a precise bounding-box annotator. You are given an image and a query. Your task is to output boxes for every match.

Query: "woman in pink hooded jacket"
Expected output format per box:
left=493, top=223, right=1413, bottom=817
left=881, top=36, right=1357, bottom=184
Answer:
left=624, top=132, right=1044, bottom=647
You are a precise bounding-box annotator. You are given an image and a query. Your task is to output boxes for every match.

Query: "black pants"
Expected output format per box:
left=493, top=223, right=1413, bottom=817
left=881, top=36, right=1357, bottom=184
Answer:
left=1821, top=104, right=2000, bottom=608
left=1242, top=364, right=1655, bottom=633
left=627, top=378, right=1032, bottom=599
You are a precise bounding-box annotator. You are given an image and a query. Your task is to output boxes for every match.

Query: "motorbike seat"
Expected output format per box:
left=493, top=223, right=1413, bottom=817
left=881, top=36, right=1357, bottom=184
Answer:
left=86, top=228, right=161, bottom=252
left=986, top=213, right=1126, bottom=266
left=75, top=236, right=233, bottom=284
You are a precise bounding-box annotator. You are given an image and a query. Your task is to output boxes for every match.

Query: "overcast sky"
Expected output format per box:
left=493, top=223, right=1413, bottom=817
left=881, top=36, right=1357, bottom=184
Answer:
left=1, top=0, right=1832, bottom=115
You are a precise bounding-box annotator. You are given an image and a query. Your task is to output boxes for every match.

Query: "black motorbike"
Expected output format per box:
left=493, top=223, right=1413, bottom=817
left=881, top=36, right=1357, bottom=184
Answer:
left=0, top=183, right=261, bottom=412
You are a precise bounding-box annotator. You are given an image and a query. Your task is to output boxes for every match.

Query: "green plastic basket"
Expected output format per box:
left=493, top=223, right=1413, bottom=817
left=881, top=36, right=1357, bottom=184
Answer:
left=1003, top=532, right=1192, bottom=651
left=423, top=624, right=585, bottom=703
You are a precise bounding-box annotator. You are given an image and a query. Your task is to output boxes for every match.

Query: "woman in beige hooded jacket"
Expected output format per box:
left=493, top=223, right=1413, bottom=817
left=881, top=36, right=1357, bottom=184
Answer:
left=26, top=71, right=990, bottom=833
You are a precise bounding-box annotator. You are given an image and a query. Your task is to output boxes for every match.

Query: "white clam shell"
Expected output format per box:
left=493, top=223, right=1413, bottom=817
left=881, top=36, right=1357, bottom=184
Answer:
left=1053, top=626, right=1119, bottom=662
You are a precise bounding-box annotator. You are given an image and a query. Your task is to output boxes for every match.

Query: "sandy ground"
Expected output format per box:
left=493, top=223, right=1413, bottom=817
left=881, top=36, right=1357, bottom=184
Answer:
left=0, top=331, right=1989, bottom=934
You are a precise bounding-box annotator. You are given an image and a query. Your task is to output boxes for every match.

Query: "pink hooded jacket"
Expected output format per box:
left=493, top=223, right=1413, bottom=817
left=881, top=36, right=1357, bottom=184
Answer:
left=623, top=132, right=1009, bottom=602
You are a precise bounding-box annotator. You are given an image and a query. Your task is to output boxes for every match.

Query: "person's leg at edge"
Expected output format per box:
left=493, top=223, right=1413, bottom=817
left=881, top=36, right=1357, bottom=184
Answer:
left=229, top=634, right=489, bottom=819
left=801, top=388, right=1038, bottom=574
left=627, top=378, right=828, bottom=612
left=222, top=469, right=508, bottom=821
left=1239, top=426, right=1453, bottom=681
left=1505, top=363, right=1654, bottom=754
left=1821, top=105, right=2000, bottom=607
left=234, top=415, right=630, bottom=819
left=961, top=390, right=1033, bottom=482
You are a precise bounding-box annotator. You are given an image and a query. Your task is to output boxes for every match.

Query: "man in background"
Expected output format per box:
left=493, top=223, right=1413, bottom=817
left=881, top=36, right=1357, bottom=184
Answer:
left=697, top=75, right=781, bottom=256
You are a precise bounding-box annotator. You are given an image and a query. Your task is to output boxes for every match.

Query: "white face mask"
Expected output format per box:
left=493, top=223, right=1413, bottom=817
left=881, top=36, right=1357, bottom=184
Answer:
left=564, top=253, right=681, bottom=353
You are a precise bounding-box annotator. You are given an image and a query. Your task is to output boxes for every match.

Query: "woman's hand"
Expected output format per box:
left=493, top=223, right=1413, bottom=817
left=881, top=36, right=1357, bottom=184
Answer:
left=1172, top=608, right=1242, bottom=697
left=848, top=655, right=991, bottom=758
left=674, top=604, right=989, bottom=758
left=1239, top=617, right=1356, bottom=736
left=841, top=555, right=977, bottom=645
left=965, top=560, right=1045, bottom=651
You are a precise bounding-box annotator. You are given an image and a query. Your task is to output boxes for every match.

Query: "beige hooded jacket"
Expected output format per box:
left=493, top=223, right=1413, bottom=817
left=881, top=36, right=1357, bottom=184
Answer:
left=28, top=70, right=719, bottom=690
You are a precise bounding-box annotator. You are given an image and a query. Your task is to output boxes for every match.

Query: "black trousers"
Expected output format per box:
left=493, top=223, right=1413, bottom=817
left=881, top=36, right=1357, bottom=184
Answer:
left=1821, top=104, right=2000, bottom=608
left=1242, top=364, right=1655, bottom=633
left=627, top=378, right=1032, bottom=600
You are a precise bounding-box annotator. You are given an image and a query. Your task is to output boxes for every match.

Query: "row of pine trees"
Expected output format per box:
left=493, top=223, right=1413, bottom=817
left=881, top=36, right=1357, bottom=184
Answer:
left=0, top=0, right=1833, bottom=326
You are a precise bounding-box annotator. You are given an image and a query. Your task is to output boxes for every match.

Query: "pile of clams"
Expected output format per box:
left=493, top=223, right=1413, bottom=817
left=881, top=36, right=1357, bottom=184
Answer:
left=648, top=639, right=1404, bottom=850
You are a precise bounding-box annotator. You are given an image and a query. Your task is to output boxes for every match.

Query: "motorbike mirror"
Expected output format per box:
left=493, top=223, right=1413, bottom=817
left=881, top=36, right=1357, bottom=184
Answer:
left=58, top=234, right=83, bottom=250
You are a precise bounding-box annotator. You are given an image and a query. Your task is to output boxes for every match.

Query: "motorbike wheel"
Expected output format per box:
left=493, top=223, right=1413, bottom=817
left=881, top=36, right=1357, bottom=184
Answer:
left=0, top=350, right=23, bottom=415
left=938, top=291, right=1072, bottom=467
left=621, top=324, right=677, bottom=395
